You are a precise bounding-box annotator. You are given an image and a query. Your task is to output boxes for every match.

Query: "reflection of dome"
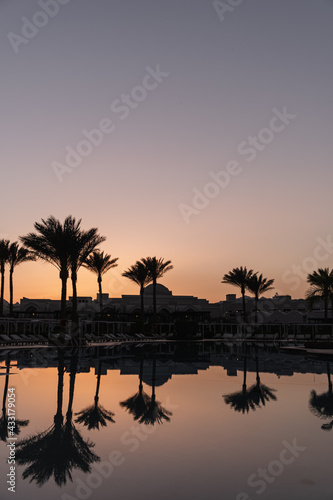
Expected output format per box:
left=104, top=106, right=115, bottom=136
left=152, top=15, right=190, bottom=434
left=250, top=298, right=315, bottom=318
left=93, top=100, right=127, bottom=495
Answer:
left=144, top=284, right=172, bottom=296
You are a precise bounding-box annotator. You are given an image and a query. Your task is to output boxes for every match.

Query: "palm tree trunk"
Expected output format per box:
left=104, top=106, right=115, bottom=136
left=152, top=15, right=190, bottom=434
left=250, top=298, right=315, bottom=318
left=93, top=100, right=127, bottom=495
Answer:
left=139, top=358, right=144, bottom=393
left=71, top=269, right=78, bottom=323
left=254, top=295, right=258, bottom=323
left=0, top=263, right=5, bottom=317
left=66, top=353, right=78, bottom=420
left=241, top=286, right=246, bottom=322
left=98, top=275, right=103, bottom=314
left=55, top=351, right=65, bottom=425
left=324, top=296, right=328, bottom=322
left=242, top=357, right=247, bottom=392
left=60, top=269, right=68, bottom=319
left=140, top=284, right=145, bottom=333
left=151, top=357, right=156, bottom=401
left=255, top=355, right=260, bottom=388
left=95, top=361, right=102, bottom=401
left=9, top=268, right=14, bottom=317
left=2, top=358, right=10, bottom=412
left=153, top=279, right=157, bottom=323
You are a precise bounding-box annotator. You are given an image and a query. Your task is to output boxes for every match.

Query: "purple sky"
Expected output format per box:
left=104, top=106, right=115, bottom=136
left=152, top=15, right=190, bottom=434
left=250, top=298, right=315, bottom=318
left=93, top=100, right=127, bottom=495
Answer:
left=1, top=0, right=333, bottom=302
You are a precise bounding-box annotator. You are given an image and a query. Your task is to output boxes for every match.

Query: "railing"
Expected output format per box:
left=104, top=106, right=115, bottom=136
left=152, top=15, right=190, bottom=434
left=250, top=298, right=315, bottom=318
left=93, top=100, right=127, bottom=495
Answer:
left=1, top=318, right=333, bottom=343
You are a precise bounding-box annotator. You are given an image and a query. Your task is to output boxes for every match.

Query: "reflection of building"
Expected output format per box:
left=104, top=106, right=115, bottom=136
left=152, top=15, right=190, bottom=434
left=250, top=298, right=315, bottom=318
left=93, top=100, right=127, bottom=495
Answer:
left=18, top=284, right=221, bottom=321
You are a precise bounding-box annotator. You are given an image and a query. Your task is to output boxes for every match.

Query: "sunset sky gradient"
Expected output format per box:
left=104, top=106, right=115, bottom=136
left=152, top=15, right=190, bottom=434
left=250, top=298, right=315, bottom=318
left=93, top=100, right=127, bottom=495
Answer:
left=1, top=0, right=333, bottom=303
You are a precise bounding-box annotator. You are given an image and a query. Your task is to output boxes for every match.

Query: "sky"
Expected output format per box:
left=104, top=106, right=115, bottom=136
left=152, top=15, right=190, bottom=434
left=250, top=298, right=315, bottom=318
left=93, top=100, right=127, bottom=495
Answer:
left=1, top=0, right=333, bottom=303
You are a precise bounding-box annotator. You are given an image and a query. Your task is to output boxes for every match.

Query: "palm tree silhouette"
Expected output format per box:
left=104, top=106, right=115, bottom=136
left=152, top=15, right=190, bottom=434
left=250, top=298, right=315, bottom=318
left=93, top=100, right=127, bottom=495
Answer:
left=141, top=257, right=173, bottom=324
left=247, top=274, right=274, bottom=323
left=306, top=268, right=333, bottom=322
left=68, top=225, right=105, bottom=322
left=75, top=360, right=115, bottom=430
left=222, top=266, right=254, bottom=322
left=223, top=357, right=258, bottom=413
left=309, top=363, right=333, bottom=431
left=83, top=251, right=118, bottom=313
left=120, top=358, right=150, bottom=420
left=16, top=350, right=99, bottom=486
left=0, top=239, right=10, bottom=317
left=122, top=261, right=152, bottom=332
left=20, top=216, right=105, bottom=324
left=0, top=357, right=29, bottom=441
left=138, top=358, right=172, bottom=425
left=8, top=242, right=36, bottom=316
left=20, top=216, right=75, bottom=319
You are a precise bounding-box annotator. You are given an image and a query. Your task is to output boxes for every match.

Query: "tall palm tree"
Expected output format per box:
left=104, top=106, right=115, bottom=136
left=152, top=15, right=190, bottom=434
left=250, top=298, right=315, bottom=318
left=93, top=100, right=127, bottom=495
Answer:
left=222, top=266, right=254, bottom=322
left=0, top=239, right=10, bottom=317
left=141, top=257, right=173, bottom=324
left=75, top=360, right=115, bottom=430
left=247, top=273, right=275, bottom=323
left=83, top=251, right=118, bottom=313
left=20, top=216, right=74, bottom=319
left=306, top=268, right=333, bottom=322
left=67, top=221, right=105, bottom=322
left=122, top=261, right=152, bottom=331
left=7, top=242, right=36, bottom=316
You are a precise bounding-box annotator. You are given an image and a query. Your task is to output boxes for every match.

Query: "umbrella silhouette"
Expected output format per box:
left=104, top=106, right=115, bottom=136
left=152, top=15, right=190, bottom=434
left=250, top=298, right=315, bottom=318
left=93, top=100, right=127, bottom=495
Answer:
left=0, top=356, right=29, bottom=441
left=309, top=362, right=333, bottom=431
left=16, top=350, right=100, bottom=486
left=75, top=360, right=115, bottom=430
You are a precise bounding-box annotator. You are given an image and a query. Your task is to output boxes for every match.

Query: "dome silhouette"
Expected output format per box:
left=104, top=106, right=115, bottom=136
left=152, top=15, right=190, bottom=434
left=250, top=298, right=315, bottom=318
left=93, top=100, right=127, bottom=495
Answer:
left=144, top=284, right=172, bottom=296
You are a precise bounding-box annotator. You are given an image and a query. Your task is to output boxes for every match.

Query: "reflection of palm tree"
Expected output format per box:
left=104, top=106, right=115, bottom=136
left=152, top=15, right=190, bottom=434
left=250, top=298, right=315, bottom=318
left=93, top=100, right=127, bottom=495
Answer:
left=16, top=350, right=99, bottom=486
left=0, top=357, right=29, bottom=441
left=122, top=263, right=152, bottom=332
left=139, top=358, right=172, bottom=425
left=223, top=357, right=257, bottom=413
left=309, top=363, right=333, bottom=431
left=222, top=267, right=254, bottom=322
left=248, top=355, right=277, bottom=407
left=83, top=251, right=118, bottom=313
left=120, top=358, right=150, bottom=420
left=75, top=360, right=115, bottom=430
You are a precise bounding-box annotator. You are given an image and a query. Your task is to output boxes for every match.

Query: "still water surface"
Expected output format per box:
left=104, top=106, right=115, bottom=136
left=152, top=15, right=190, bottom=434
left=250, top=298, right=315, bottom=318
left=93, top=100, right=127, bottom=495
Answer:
left=0, top=342, right=332, bottom=500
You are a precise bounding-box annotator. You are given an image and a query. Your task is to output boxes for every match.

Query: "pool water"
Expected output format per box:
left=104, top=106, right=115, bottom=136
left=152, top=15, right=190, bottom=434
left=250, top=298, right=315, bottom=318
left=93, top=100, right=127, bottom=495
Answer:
left=0, top=342, right=331, bottom=500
